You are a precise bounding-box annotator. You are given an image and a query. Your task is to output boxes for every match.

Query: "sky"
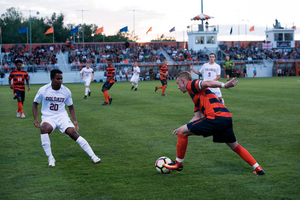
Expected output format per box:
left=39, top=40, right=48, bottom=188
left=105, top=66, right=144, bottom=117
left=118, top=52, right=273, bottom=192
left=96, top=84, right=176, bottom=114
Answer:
left=0, top=0, right=299, bottom=42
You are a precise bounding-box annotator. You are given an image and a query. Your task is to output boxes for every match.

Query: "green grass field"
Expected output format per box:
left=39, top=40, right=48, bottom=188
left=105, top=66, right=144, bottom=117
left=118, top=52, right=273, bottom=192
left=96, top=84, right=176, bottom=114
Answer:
left=1, top=76, right=300, bottom=200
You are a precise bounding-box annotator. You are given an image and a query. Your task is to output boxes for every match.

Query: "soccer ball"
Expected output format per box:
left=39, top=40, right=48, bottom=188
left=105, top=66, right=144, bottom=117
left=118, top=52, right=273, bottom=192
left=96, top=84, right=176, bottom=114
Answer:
left=155, top=156, right=172, bottom=174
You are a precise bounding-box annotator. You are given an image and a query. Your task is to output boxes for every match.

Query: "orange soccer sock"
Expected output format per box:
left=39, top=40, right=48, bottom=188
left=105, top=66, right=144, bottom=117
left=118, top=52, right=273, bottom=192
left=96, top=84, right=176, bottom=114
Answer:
left=17, top=102, right=23, bottom=114
left=157, top=86, right=164, bottom=89
left=162, top=86, right=166, bottom=95
left=233, top=144, right=257, bottom=167
left=176, top=134, right=188, bottom=164
left=103, top=91, right=109, bottom=103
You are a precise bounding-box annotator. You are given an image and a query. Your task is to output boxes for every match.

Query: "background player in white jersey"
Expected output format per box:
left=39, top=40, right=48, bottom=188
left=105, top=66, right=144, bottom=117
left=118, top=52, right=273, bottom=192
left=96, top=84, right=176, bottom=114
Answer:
left=129, top=61, right=140, bottom=91
left=80, top=63, right=94, bottom=99
left=190, top=53, right=224, bottom=104
left=32, top=69, right=101, bottom=167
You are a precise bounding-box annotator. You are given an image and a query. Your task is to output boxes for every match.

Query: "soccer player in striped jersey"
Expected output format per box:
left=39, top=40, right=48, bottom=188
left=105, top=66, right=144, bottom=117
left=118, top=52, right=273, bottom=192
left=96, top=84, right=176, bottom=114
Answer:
left=32, top=69, right=101, bottom=167
left=102, top=59, right=115, bottom=105
left=155, top=60, right=168, bottom=96
left=8, top=60, right=30, bottom=118
left=163, top=71, right=265, bottom=175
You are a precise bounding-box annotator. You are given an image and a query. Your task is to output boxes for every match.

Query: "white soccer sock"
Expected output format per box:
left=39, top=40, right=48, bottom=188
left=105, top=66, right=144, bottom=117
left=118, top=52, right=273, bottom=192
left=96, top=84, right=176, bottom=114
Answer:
left=135, top=84, right=138, bottom=88
left=131, top=83, right=134, bottom=86
left=41, top=134, right=53, bottom=159
left=222, top=98, right=225, bottom=105
left=88, top=88, right=91, bottom=92
left=76, top=136, right=96, bottom=159
left=85, top=88, right=88, bottom=96
left=176, top=158, right=184, bottom=163
left=252, top=163, right=259, bottom=169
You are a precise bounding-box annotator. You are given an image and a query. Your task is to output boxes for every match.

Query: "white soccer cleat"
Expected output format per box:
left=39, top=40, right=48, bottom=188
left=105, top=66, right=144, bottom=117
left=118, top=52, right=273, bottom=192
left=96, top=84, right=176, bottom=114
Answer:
left=16, top=110, right=20, bottom=117
left=93, top=157, right=101, bottom=164
left=48, top=157, right=55, bottom=167
left=21, top=113, right=25, bottom=118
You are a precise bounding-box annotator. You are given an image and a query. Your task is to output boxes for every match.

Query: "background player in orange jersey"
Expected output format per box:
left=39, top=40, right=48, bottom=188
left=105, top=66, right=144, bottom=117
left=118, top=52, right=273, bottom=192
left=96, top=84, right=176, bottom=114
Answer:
left=163, top=71, right=265, bottom=175
left=155, top=60, right=168, bottom=96
left=102, top=59, right=115, bottom=105
left=8, top=60, right=30, bottom=118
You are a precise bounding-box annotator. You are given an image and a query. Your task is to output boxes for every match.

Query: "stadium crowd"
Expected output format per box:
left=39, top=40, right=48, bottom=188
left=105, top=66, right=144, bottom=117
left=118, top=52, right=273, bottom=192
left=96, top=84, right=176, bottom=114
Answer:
left=1, top=45, right=58, bottom=73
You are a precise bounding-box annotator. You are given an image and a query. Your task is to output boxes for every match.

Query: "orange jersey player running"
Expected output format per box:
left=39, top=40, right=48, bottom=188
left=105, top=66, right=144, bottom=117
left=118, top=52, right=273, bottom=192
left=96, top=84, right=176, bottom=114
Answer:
left=163, top=71, right=265, bottom=175
left=155, top=60, right=168, bottom=96
left=8, top=59, right=30, bottom=118
left=102, top=59, right=115, bottom=105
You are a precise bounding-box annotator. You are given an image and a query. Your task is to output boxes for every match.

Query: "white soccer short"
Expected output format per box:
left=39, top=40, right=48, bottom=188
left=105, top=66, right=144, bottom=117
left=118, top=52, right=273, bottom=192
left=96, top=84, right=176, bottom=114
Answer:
left=41, top=115, right=75, bottom=133
left=83, top=78, right=92, bottom=86
left=209, top=87, right=222, bottom=98
left=130, top=76, right=139, bottom=84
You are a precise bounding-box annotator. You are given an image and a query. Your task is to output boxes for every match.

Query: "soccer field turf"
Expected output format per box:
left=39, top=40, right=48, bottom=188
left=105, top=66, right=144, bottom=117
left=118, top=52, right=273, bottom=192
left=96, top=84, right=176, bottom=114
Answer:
left=1, top=77, right=299, bottom=199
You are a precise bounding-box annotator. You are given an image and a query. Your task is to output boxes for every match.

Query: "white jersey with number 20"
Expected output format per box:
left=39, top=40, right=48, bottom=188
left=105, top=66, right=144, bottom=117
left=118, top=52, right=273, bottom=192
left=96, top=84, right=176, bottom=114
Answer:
left=33, top=83, right=73, bottom=118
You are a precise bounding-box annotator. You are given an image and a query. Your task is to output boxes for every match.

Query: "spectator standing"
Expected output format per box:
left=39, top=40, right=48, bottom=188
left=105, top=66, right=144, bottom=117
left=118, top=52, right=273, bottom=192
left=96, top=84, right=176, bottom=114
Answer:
left=0, top=70, right=5, bottom=86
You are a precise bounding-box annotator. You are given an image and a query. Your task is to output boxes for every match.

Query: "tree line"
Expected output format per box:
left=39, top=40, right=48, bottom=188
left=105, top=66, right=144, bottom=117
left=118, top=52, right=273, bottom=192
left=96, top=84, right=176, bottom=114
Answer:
left=0, top=7, right=133, bottom=44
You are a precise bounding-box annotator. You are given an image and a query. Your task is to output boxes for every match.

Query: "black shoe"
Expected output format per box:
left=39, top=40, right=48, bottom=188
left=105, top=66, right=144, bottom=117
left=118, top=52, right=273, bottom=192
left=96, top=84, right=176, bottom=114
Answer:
left=253, top=169, right=265, bottom=175
left=155, top=87, right=157, bottom=92
left=109, top=98, right=113, bottom=105
left=134, top=88, right=137, bottom=91
left=88, top=91, right=91, bottom=96
left=161, top=94, right=166, bottom=96
left=131, top=86, right=134, bottom=90
left=102, top=102, right=108, bottom=105
left=84, top=96, right=87, bottom=99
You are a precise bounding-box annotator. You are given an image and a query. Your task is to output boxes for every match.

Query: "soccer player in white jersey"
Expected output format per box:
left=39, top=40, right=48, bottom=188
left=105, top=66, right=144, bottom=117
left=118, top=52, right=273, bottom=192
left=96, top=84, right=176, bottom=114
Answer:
left=80, top=63, right=94, bottom=99
left=129, top=61, right=140, bottom=91
left=32, top=69, right=101, bottom=167
left=190, top=53, right=224, bottom=104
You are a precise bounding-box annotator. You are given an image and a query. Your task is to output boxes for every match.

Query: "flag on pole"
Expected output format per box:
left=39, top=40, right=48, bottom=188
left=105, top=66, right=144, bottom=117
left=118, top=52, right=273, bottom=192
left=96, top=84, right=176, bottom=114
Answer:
left=230, top=26, right=233, bottom=35
left=146, top=27, right=152, bottom=34
left=0, top=27, right=1, bottom=34
left=249, top=26, right=254, bottom=32
left=96, top=27, right=104, bottom=35
left=119, top=26, right=128, bottom=33
left=70, top=26, right=79, bottom=35
left=292, top=26, right=296, bottom=29
left=18, top=27, right=28, bottom=34
left=169, top=27, right=175, bottom=32
left=45, top=27, right=54, bottom=34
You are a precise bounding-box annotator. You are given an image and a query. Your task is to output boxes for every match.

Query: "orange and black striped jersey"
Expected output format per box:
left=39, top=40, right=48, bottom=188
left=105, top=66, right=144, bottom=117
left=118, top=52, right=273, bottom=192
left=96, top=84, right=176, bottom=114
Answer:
left=9, top=69, right=29, bottom=91
left=159, top=65, right=168, bottom=80
left=187, top=79, right=232, bottom=120
left=106, top=65, right=115, bottom=83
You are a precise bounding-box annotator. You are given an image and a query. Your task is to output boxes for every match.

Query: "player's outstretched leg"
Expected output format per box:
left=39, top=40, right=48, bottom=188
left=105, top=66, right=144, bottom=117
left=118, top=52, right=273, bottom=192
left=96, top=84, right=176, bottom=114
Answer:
left=76, top=136, right=101, bottom=163
left=229, top=143, right=265, bottom=175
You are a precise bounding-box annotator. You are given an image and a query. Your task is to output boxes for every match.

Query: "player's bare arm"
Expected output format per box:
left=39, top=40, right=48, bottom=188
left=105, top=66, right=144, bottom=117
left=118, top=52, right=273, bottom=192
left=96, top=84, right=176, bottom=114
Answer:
left=190, top=66, right=201, bottom=76
left=201, top=78, right=238, bottom=89
left=189, top=111, right=202, bottom=122
left=32, top=102, right=40, bottom=128
left=213, top=75, right=221, bottom=81
left=68, top=105, right=79, bottom=131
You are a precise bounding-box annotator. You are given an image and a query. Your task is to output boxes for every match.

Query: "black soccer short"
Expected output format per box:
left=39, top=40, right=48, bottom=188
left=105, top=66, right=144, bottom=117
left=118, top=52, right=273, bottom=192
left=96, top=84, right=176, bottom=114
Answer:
left=187, top=117, right=236, bottom=143
left=13, top=89, right=25, bottom=101
left=225, top=69, right=232, bottom=77
left=102, top=81, right=114, bottom=90
left=160, top=79, right=167, bottom=86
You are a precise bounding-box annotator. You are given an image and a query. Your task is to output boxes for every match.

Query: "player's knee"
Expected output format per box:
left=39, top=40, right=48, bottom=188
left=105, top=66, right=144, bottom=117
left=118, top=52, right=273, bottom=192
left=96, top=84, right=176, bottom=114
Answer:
left=164, top=85, right=168, bottom=88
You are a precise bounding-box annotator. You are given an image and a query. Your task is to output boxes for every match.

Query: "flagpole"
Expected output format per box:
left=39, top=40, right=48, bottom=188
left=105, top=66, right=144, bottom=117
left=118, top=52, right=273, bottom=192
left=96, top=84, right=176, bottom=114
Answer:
left=53, top=27, right=54, bottom=43
left=27, top=27, right=28, bottom=44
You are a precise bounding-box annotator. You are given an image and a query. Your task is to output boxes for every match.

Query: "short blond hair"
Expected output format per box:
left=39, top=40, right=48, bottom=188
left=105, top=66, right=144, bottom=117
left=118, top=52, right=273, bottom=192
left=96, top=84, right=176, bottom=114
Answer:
left=175, top=71, right=192, bottom=81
